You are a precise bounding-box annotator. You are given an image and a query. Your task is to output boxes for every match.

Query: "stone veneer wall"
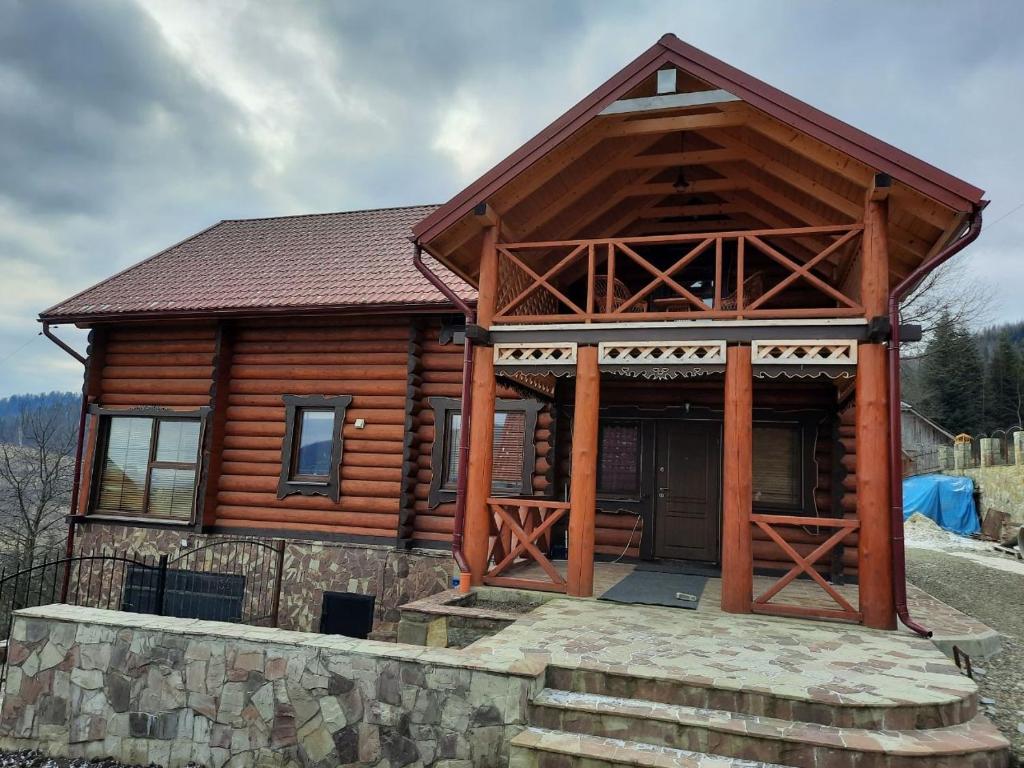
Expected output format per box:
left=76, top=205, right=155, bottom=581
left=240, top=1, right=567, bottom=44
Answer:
left=73, top=523, right=453, bottom=632
left=951, top=465, right=1024, bottom=529
left=0, top=605, right=538, bottom=767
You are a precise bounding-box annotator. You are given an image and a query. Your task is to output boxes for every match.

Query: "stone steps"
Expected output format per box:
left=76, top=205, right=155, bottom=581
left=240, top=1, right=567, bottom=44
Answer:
left=509, top=727, right=790, bottom=768
left=544, top=666, right=975, bottom=730
left=529, top=688, right=1010, bottom=768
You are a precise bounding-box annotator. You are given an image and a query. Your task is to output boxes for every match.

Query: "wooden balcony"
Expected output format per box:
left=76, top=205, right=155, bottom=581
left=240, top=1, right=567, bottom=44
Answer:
left=494, top=224, right=864, bottom=325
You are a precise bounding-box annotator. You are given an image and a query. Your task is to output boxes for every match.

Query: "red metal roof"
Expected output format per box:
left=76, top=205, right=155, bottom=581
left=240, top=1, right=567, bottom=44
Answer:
left=42, top=205, right=475, bottom=323
left=412, top=33, right=985, bottom=245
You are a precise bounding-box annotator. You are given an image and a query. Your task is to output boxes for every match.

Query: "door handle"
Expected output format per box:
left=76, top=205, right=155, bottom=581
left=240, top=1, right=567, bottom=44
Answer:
left=658, top=487, right=668, bottom=498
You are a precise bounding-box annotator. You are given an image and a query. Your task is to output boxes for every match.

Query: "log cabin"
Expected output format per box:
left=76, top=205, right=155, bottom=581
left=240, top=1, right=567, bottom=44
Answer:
left=41, top=34, right=985, bottom=633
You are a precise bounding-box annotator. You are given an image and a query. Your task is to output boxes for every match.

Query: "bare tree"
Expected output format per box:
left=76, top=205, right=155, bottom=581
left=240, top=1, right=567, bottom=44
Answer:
left=0, top=403, right=76, bottom=570
left=899, top=258, right=996, bottom=359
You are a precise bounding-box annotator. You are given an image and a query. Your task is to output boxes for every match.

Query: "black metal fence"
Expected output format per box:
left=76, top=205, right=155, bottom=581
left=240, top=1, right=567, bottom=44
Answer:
left=0, top=537, right=286, bottom=643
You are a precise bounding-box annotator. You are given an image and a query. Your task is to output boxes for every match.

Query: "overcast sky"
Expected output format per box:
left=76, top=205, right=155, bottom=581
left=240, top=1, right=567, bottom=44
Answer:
left=1, top=0, right=1022, bottom=397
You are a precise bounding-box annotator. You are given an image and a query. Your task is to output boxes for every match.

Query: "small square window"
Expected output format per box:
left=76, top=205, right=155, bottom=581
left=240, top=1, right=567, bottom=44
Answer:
left=278, top=395, right=352, bottom=501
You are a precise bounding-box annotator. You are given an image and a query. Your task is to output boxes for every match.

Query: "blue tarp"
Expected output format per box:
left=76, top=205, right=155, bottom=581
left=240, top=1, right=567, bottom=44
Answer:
left=902, top=474, right=979, bottom=536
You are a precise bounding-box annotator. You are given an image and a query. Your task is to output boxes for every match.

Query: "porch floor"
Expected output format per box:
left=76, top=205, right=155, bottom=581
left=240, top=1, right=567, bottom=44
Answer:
left=506, top=559, right=1000, bottom=657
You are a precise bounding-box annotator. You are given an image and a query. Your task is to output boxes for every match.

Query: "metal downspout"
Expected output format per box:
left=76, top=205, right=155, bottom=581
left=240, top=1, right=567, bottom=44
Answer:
left=887, top=208, right=984, bottom=636
left=412, top=243, right=474, bottom=584
left=41, top=321, right=87, bottom=599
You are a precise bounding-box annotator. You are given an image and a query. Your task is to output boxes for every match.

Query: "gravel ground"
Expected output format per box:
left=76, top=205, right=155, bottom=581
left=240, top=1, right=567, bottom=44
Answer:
left=907, top=546, right=1024, bottom=763
left=0, top=752, right=199, bottom=768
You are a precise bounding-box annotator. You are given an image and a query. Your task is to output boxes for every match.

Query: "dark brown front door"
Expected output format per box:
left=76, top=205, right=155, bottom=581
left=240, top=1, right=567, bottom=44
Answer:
left=654, top=421, right=721, bottom=561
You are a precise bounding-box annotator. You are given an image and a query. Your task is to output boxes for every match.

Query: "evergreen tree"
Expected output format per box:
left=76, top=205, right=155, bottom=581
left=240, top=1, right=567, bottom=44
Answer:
left=983, top=332, right=1024, bottom=430
left=920, top=311, right=984, bottom=435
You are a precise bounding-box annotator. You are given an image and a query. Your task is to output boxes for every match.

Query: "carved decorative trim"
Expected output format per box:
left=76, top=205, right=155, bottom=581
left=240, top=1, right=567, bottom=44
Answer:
left=752, top=366, right=855, bottom=380
left=751, top=339, right=858, bottom=365
left=494, top=342, right=577, bottom=366
left=598, top=340, right=726, bottom=366
left=601, top=365, right=725, bottom=380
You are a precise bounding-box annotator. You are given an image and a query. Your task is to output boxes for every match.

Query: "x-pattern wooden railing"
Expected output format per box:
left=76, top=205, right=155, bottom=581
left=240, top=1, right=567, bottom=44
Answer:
left=493, top=224, right=864, bottom=324
left=749, top=513, right=862, bottom=623
left=484, top=498, right=571, bottom=593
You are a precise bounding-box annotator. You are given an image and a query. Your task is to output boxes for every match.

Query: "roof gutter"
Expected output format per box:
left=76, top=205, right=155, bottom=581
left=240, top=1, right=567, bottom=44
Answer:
left=887, top=206, right=984, bottom=637
left=41, top=321, right=87, bottom=599
left=412, top=242, right=474, bottom=584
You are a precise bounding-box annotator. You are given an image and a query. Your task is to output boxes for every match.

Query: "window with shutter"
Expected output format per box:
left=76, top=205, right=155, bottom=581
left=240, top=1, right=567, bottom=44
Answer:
left=441, top=409, right=528, bottom=491
left=428, top=397, right=541, bottom=507
left=597, top=421, right=641, bottom=497
left=94, top=414, right=201, bottom=520
left=752, top=423, right=803, bottom=510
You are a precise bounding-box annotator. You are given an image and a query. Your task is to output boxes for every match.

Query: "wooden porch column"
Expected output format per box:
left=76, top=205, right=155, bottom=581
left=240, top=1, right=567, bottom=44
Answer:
left=568, top=345, right=599, bottom=597
left=721, top=344, right=753, bottom=613
left=463, top=223, right=500, bottom=585
left=857, top=189, right=896, bottom=629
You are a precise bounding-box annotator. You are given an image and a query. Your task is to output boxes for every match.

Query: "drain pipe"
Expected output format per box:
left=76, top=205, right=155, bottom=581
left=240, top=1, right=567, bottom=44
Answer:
left=41, top=321, right=87, bottom=599
left=887, top=207, right=984, bottom=636
left=412, top=243, right=474, bottom=590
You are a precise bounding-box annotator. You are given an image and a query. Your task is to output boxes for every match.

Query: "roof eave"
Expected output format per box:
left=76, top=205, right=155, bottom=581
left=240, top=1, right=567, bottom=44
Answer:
left=38, top=298, right=478, bottom=327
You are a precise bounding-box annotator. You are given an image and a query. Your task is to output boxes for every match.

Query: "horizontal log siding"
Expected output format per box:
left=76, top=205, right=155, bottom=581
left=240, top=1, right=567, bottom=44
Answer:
left=98, top=324, right=217, bottom=409
left=214, top=319, right=411, bottom=539
left=412, top=329, right=553, bottom=542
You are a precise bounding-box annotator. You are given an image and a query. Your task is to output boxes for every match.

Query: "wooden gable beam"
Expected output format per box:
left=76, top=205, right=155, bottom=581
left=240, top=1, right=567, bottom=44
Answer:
left=599, top=89, right=740, bottom=116
left=745, top=111, right=955, bottom=231
left=615, top=147, right=743, bottom=170
left=603, top=109, right=746, bottom=137
left=513, top=134, right=665, bottom=236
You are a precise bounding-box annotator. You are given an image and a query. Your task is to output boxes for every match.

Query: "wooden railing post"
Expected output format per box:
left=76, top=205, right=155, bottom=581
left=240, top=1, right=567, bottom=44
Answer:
left=464, top=223, right=500, bottom=585
left=567, top=346, right=599, bottom=597
left=721, top=344, right=753, bottom=613
left=857, top=188, right=896, bottom=630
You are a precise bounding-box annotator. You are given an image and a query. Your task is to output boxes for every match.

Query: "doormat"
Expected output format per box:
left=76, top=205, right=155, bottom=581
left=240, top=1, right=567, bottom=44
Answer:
left=635, top=561, right=721, bottom=578
left=599, top=570, right=707, bottom=610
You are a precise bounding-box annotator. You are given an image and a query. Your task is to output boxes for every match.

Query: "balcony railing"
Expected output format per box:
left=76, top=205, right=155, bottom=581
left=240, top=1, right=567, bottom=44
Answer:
left=494, top=224, right=864, bottom=324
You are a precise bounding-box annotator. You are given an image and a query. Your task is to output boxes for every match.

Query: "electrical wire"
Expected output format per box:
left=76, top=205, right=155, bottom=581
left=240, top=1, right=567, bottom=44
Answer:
left=612, top=512, right=643, bottom=563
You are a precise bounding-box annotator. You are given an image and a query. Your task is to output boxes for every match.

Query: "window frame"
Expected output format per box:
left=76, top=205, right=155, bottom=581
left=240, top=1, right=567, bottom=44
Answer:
left=427, top=396, right=541, bottom=509
left=278, top=394, right=352, bottom=502
left=751, top=418, right=815, bottom=514
left=89, top=406, right=208, bottom=524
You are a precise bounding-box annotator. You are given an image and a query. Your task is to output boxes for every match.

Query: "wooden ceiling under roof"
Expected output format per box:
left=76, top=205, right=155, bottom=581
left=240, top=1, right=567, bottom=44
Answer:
left=418, top=37, right=984, bottom=289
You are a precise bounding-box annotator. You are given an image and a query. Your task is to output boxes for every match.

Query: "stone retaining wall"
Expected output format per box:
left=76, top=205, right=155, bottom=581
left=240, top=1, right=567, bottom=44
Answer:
left=951, top=465, right=1024, bottom=529
left=74, top=523, right=453, bottom=632
left=0, top=605, right=539, bottom=767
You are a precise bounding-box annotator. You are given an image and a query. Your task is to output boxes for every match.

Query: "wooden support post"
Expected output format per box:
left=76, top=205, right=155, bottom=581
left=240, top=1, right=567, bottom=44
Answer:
left=857, top=189, right=897, bottom=629
left=721, top=344, right=753, bottom=613
left=464, top=223, right=500, bottom=584
left=568, top=345, right=599, bottom=597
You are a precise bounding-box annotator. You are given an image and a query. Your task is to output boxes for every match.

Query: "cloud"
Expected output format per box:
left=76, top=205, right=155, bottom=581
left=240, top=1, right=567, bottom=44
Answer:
left=0, top=0, right=1022, bottom=396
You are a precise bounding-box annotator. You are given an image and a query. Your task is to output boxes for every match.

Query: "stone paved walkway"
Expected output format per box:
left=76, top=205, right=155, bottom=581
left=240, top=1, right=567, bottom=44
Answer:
left=465, top=598, right=978, bottom=714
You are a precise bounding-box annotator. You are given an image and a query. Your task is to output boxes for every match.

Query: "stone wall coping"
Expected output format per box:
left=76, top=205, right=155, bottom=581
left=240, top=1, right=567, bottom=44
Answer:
left=16, top=604, right=545, bottom=678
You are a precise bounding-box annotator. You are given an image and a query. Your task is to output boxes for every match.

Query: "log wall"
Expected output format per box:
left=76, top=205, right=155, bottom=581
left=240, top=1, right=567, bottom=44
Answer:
left=97, top=323, right=217, bottom=409
left=214, top=318, right=412, bottom=539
